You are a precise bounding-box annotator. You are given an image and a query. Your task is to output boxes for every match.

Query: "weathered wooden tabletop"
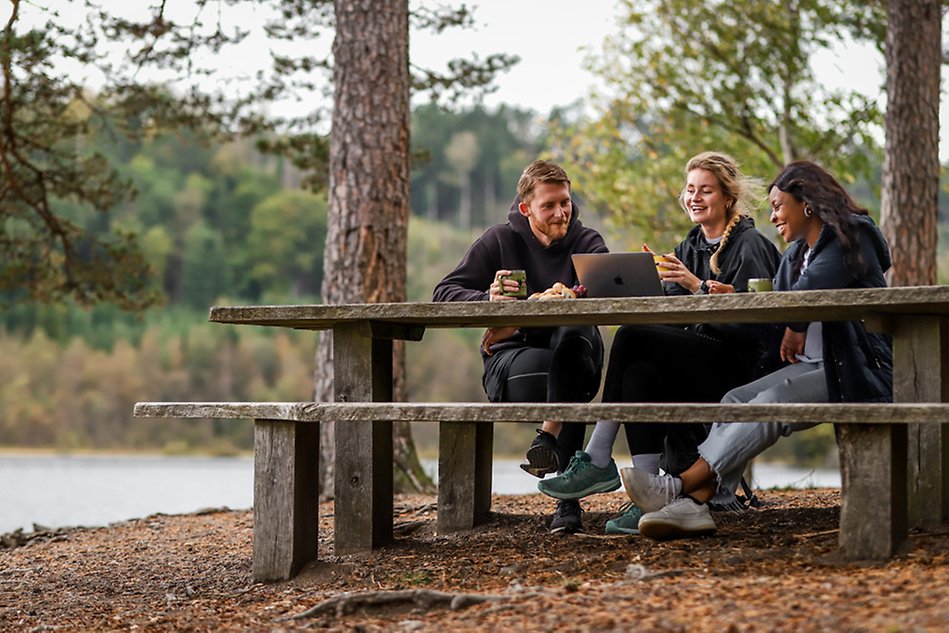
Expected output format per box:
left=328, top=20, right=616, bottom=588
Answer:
left=208, top=286, right=949, bottom=331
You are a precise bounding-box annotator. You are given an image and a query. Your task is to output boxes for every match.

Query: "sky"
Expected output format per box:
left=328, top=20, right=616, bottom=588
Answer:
left=10, top=1, right=948, bottom=159
left=416, top=0, right=886, bottom=112
left=400, top=1, right=944, bottom=162
left=410, top=1, right=618, bottom=112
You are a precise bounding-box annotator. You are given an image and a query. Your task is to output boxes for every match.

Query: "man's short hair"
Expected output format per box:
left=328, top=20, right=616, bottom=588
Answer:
left=517, top=160, right=571, bottom=203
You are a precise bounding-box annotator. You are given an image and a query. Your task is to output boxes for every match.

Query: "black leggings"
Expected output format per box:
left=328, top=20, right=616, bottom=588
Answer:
left=602, top=324, right=758, bottom=473
left=483, top=325, right=603, bottom=472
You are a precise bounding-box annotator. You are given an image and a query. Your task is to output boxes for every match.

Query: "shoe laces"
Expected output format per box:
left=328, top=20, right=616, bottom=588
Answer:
left=560, top=453, right=591, bottom=481
left=647, top=472, right=679, bottom=502
left=707, top=498, right=748, bottom=515
left=616, top=501, right=641, bottom=518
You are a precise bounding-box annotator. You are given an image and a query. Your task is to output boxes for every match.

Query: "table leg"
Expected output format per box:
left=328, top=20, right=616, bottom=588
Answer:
left=333, top=323, right=394, bottom=555
left=892, top=316, right=949, bottom=527
left=438, top=421, right=494, bottom=532
left=252, top=419, right=320, bottom=582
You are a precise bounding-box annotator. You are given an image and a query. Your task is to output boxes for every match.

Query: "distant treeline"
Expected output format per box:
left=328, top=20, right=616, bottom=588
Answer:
left=5, top=104, right=930, bottom=465
left=0, top=216, right=491, bottom=455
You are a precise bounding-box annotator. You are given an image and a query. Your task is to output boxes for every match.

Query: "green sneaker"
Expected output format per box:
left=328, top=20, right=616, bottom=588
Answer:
left=604, top=502, right=643, bottom=535
left=537, top=451, right=620, bottom=500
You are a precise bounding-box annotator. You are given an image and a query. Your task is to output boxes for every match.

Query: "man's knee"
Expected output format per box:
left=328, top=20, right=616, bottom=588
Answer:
left=553, top=326, right=603, bottom=356
left=722, top=383, right=755, bottom=404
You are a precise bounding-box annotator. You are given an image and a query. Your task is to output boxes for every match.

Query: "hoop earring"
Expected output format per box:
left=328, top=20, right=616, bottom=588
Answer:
left=803, top=205, right=813, bottom=218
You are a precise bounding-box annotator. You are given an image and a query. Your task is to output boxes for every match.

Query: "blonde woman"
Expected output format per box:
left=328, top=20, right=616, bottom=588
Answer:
left=537, top=151, right=781, bottom=534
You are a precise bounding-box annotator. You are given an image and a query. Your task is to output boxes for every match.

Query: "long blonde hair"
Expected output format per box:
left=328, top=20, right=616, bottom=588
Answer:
left=679, top=151, right=763, bottom=274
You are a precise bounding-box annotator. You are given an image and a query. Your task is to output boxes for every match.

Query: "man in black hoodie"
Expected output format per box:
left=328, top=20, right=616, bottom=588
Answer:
left=433, top=160, right=608, bottom=533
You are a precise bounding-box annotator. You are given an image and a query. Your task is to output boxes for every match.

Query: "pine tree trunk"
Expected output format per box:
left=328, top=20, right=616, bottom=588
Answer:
left=314, top=0, right=434, bottom=499
left=878, top=0, right=944, bottom=532
left=880, top=0, right=941, bottom=286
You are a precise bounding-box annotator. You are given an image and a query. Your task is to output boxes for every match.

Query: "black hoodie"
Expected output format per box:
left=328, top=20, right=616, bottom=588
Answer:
left=432, top=197, right=608, bottom=302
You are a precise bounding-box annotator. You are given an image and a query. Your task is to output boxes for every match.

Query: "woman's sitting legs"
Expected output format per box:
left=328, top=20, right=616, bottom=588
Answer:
left=623, top=361, right=829, bottom=539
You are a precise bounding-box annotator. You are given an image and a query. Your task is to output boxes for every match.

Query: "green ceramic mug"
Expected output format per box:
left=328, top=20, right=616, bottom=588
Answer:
left=500, top=270, right=527, bottom=298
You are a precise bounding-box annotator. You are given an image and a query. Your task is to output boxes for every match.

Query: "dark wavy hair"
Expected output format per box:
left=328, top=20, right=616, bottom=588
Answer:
left=769, top=161, right=868, bottom=265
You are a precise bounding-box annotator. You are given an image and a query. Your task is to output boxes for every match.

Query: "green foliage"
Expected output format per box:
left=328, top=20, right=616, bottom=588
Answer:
left=247, top=189, right=327, bottom=297
left=0, top=215, right=487, bottom=454
left=2, top=0, right=517, bottom=312
left=410, top=104, right=541, bottom=228
left=0, top=4, right=157, bottom=309
left=181, top=222, right=229, bottom=311
left=553, top=0, right=885, bottom=247
left=759, top=423, right=839, bottom=468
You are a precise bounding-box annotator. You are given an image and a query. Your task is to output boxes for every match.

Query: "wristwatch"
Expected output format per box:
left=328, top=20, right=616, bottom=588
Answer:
left=699, top=280, right=710, bottom=294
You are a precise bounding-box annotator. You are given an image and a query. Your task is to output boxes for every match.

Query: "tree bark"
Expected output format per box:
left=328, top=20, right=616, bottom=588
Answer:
left=879, top=0, right=945, bottom=533
left=880, top=0, right=941, bottom=287
left=314, top=0, right=433, bottom=499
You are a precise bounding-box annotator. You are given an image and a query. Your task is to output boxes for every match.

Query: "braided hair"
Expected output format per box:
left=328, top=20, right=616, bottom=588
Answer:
left=709, top=212, right=745, bottom=274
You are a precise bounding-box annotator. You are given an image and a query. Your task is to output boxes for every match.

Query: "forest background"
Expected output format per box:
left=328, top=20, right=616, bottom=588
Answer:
left=3, top=1, right=947, bottom=469
left=6, top=101, right=949, bottom=466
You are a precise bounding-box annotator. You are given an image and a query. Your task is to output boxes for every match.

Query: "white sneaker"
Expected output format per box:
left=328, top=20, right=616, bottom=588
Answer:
left=619, top=467, right=680, bottom=513
left=638, top=497, right=717, bottom=540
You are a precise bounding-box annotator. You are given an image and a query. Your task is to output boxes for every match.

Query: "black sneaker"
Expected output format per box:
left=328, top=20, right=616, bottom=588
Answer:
left=520, top=429, right=560, bottom=478
left=548, top=498, right=582, bottom=534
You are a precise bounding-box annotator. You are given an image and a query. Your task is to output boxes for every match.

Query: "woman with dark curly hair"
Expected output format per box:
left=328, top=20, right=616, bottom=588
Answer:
left=623, top=160, right=893, bottom=540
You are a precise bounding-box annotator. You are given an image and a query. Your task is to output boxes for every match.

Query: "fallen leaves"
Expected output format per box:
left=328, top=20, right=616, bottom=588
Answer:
left=0, top=489, right=946, bottom=631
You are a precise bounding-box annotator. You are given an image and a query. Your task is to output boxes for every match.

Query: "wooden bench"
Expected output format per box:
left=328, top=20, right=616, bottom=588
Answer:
left=135, top=286, right=949, bottom=581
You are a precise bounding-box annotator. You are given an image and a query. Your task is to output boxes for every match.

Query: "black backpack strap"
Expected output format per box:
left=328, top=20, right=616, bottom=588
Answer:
left=738, top=475, right=761, bottom=508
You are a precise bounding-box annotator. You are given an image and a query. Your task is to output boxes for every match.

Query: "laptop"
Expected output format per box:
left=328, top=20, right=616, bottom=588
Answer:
left=571, top=252, right=664, bottom=298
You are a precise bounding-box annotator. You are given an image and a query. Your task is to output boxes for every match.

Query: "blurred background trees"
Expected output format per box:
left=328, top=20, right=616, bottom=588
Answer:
left=553, top=0, right=888, bottom=249
left=1, top=0, right=946, bottom=472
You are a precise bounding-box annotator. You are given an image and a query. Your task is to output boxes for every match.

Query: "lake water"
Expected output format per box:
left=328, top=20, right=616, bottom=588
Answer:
left=0, top=453, right=840, bottom=534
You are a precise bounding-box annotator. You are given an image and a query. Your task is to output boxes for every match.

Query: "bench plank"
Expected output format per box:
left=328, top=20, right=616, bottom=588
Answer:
left=135, top=401, right=949, bottom=424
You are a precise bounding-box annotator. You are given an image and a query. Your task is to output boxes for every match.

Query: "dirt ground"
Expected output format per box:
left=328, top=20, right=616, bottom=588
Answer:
left=1, top=489, right=947, bottom=632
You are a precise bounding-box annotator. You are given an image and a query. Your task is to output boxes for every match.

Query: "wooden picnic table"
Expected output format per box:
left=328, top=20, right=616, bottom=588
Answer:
left=137, top=285, right=949, bottom=581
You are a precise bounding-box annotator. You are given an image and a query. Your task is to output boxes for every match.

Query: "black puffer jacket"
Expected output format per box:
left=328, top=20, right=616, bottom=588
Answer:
left=769, top=214, right=893, bottom=403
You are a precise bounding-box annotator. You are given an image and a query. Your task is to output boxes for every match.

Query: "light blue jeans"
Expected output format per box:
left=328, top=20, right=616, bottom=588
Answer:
left=700, top=361, right=827, bottom=507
